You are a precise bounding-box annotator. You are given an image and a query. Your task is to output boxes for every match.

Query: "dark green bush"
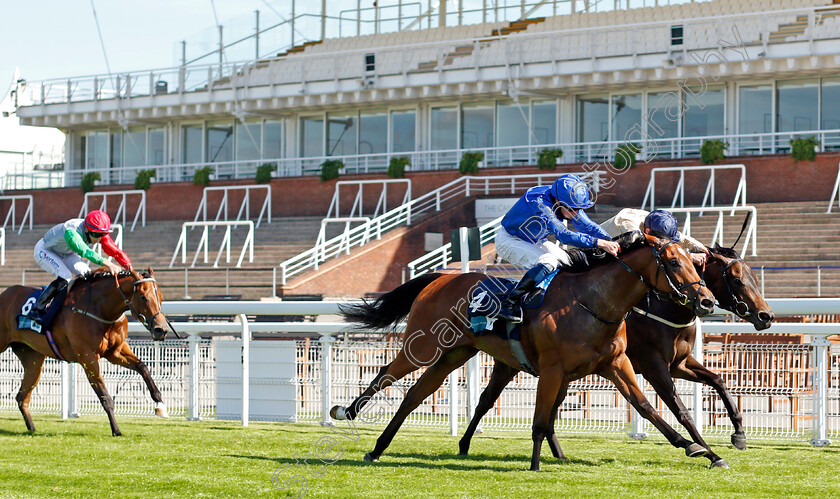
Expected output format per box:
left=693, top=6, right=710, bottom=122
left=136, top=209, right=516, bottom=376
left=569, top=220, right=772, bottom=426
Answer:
left=80, top=172, right=100, bottom=193
left=387, top=157, right=410, bottom=178
left=537, top=148, right=563, bottom=170
left=700, top=140, right=728, bottom=165
left=459, top=151, right=484, bottom=175
left=134, top=169, right=156, bottom=191
left=193, top=167, right=214, bottom=186
left=790, top=136, right=820, bottom=162
left=613, top=143, right=641, bottom=171
left=320, top=159, right=344, bottom=181
left=255, top=163, right=277, bottom=184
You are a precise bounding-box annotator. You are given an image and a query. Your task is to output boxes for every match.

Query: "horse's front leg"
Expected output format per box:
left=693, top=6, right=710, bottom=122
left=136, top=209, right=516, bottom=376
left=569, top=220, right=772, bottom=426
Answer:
left=105, top=342, right=168, bottom=417
left=530, top=366, right=564, bottom=471
left=545, top=382, right=569, bottom=460
left=79, top=353, right=122, bottom=436
left=602, top=353, right=706, bottom=459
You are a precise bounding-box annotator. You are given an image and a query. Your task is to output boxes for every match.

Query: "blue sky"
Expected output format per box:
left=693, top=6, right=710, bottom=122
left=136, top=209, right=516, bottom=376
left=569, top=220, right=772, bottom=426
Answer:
left=1, top=0, right=273, bottom=90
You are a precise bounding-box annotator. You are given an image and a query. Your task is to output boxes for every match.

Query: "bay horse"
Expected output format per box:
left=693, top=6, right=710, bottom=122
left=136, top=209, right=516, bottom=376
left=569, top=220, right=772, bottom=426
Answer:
left=0, top=268, right=174, bottom=436
left=458, top=244, right=774, bottom=469
left=334, top=233, right=716, bottom=470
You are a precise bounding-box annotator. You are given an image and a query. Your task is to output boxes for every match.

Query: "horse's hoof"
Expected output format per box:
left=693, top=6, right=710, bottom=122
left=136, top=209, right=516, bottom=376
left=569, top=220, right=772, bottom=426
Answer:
left=711, top=458, right=731, bottom=469
left=112, top=430, right=123, bottom=437
left=363, top=452, right=378, bottom=462
left=155, top=402, right=169, bottom=418
left=731, top=433, right=747, bottom=450
left=685, top=443, right=707, bottom=457
left=330, top=405, right=346, bottom=420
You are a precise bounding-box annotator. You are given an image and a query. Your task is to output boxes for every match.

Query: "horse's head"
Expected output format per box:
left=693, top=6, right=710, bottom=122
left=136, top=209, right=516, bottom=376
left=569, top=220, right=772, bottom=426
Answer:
left=123, top=268, right=172, bottom=341
left=642, top=233, right=716, bottom=317
left=705, top=245, right=774, bottom=330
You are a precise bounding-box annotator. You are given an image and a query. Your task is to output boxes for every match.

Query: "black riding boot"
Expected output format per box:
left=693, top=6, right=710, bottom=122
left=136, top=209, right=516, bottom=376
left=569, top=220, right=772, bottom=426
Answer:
left=499, top=263, right=552, bottom=323
left=28, top=277, right=68, bottom=324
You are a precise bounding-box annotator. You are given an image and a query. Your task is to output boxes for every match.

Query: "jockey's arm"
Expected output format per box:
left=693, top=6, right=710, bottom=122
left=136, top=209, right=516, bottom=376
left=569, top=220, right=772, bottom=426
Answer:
left=64, top=229, right=105, bottom=266
left=535, top=199, right=598, bottom=249
left=98, top=235, right=133, bottom=270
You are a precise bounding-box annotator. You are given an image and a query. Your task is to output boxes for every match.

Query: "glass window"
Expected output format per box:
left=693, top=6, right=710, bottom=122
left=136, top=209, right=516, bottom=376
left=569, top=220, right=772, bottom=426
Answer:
left=300, top=116, right=324, bottom=157
left=390, top=109, right=415, bottom=153
left=109, top=131, right=122, bottom=168
left=462, top=102, right=494, bottom=149
left=777, top=79, right=819, bottom=133
left=611, top=94, right=643, bottom=142
left=646, top=91, right=680, bottom=139
left=359, top=111, right=388, bottom=155
left=532, top=100, right=557, bottom=145
left=73, top=134, right=86, bottom=170
left=87, top=130, right=108, bottom=170
left=739, top=85, right=772, bottom=134
left=206, top=120, right=234, bottom=163
left=235, top=121, right=261, bottom=161
left=430, top=106, right=458, bottom=150
left=577, top=94, right=609, bottom=143
left=149, top=128, right=165, bottom=165
left=123, top=126, right=147, bottom=167
left=683, top=86, right=725, bottom=137
left=182, top=124, right=203, bottom=164
left=263, top=120, right=283, bottom=159
left=327, top=112, right=357, bottom=157
left=497, top=100, right=530, bottom=147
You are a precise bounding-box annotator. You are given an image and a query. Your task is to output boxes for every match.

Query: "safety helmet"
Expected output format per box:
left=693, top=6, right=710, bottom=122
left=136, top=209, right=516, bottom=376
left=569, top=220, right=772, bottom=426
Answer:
left=644, top=210, right=681, bottom=242
left=84, top=210, right=113, bottom=234
left=550, top=174, right=595, bottom=210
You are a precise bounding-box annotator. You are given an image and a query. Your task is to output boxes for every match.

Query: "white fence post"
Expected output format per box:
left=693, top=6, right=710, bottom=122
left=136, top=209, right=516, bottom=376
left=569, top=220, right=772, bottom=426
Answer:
left=188, top=334, right=201, bottom=420
left=693, top=318, right=704, bottom=435
left=320, top=334, right=335, bottom=426
left=239, top=314, right=250, bottom=427
left=68, top=363, right=79, bottom=417
left=60, top=362, right=69, bottom=419
left=810, top=337, right=831, bottom=447
left=628, top=373, right=648, bottom=440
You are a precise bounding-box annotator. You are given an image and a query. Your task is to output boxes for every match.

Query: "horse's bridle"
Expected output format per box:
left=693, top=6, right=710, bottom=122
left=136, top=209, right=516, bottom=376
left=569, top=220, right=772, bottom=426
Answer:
left=615, top=240, right=706, bottom=307
left=116, top=275, right=168, bottom=334
left=708, top=257, right=751, bottom=318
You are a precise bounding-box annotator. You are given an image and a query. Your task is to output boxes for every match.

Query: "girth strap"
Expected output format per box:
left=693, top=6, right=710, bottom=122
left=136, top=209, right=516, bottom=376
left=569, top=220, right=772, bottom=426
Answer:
left=631, top=307, right=696, bottom=329
left=506, top=321, right=537, bottom=377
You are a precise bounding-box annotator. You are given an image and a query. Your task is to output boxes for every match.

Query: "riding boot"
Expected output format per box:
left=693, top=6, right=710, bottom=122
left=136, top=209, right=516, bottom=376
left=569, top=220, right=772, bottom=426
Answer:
left=27, top=277, right=68, bottom=324
left=498, top=263, right=552, bottom=323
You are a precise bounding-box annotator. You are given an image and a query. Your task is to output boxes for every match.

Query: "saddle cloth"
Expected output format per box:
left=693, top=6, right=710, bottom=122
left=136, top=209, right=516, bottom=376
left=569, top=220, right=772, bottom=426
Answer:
left=467, top=270, right=560, bottom=335
left=16, top=287, right=66, bottom=334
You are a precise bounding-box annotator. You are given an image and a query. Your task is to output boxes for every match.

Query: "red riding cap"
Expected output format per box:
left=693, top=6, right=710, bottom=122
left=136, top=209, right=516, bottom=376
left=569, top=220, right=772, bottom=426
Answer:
left=84, top=210, right=113, bottom=234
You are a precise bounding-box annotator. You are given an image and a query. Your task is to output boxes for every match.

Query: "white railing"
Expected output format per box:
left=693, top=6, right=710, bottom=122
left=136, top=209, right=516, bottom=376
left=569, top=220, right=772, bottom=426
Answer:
left=279, top=172, right=602, bottom=284
left=670, top=206, right=758, bottom=257
left=79, top=190, right=146, bottom=231
left=194, top=185, right=271, bottom=229
left=828, top=161, right=840, bottom=214
left=313, top=218, right=382, bottom=270
left=641, top=164, right=747, bottom=215
left=407, top=216, right=503, bottom=279
left=91, top=224, right=123, bottom=258
left=169, top=221, right=255, bottom=268
left=326, top=179, right=412, bottom=219
left=0, top=195, right=34, bottom=234
left=0, top=228, right=4, bottom=265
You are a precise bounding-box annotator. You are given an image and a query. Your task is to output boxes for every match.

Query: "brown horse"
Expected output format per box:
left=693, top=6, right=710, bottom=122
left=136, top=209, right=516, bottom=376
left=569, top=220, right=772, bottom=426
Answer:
left=335, top=233, right=716, bottom=470
left=0, top=268, right=173, bottom=436
left=458, top=244, right=774, bottom=469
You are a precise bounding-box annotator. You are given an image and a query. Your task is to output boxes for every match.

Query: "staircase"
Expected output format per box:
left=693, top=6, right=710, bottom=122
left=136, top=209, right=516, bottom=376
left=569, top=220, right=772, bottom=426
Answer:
left=768, top=3, right=840, bottom=43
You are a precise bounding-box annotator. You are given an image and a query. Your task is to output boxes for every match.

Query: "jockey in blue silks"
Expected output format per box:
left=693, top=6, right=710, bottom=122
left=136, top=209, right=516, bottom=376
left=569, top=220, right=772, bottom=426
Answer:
left=494, top=173, right=621, bottom=322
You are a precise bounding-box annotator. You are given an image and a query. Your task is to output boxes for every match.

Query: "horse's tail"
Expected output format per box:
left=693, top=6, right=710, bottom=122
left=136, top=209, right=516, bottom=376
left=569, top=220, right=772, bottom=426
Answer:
left=340, top=273, right=444, bottom=330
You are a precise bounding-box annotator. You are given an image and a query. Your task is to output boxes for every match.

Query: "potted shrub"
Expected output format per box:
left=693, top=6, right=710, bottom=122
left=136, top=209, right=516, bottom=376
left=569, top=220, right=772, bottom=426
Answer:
left=80, top=172, right=100, bottom=193
left=387, top=156, right=410, bottom=178
left=134, top=169, right=156, bottom=191
left=459, top=151, right=484, bottom=175
left=699, top=140, right=728, bottom=165
left=193, top=166, right=214, bottom=186
left=255, top=163, right=277, bottom=184
left=537, top=148, right=563, bottom=170
left=790, top=136, right=820, bottom=162
left=613, top=143, right=641, bottom=171
left=320, top=159, right=344, bottom=181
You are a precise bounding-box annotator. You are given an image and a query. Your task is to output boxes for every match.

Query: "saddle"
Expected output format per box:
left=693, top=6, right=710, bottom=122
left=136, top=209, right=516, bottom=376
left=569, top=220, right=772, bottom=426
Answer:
left=16, top=286, right=68, bottom=334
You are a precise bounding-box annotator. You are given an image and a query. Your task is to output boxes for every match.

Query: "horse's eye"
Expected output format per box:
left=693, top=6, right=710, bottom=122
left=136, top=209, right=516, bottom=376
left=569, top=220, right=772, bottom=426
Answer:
left=669, top=258, right=680, bottom=268
left=141, top=296, right=148, bottom=302
left=734, top=277, right=743, bottom=286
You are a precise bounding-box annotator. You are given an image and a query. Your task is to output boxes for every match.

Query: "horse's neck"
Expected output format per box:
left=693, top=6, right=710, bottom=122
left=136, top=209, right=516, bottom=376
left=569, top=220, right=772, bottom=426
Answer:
left=569, top=249, right=654, bottom=320
left=86, top=277, right=129, bottom=320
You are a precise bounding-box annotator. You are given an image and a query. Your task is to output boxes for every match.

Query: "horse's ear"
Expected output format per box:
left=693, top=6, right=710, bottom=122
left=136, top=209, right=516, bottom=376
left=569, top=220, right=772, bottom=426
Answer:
left=148, top=267, right=155, bottom=276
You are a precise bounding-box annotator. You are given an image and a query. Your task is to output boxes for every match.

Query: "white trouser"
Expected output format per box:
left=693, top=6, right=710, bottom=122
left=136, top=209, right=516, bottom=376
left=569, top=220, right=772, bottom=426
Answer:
left=34, top=239, right=90, bottom=281
left=494, top=228, right=572, bottom=272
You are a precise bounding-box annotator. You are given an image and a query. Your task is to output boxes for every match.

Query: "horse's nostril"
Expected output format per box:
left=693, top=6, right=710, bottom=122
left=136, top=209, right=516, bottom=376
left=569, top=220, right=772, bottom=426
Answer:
left=701, top=299, right=714, bottom=310
left=758, top=312, right=773, bottom=323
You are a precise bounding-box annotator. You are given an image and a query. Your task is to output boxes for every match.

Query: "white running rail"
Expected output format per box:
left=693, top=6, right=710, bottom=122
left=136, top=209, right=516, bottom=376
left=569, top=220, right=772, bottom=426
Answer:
left=408, top=216, right=503, bottom=279
left=92, top=224, right=123, bottom=259
left=170, top=221, right=255, bottom=268
left=669, top=206, right=758, bottom=257
left=79, top=190, right=146, bottom=231
left=827, top=161, right=840, bottom=214
left=279, top=172, right=602, bottom=285
left=326, top=179, right=412, bottom=219
left=0, top=195, right=34, bottom=234
left=641, top=164, right=747, bottom=216
left=194, top=185, right=271, bottom=229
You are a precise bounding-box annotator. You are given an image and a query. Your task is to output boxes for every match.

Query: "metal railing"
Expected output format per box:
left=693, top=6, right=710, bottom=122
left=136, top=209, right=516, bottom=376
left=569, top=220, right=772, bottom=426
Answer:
left=828, top=161, right=840, bottom=214
left=79, top=190, right=146, bottom=232
left=407, top=216, right=503, bottom=279
left=279, top=172, right=602, bottom=285
left=642, top=164, right=747, bottom=215
left=170, top=221, right=255, bottom=268
left=326, top=179, right=412, bottom=219
left=193, top=185, right=271, bottom=229
left=0, top=228, right=4, bottom=266
left=313, top=217, right=382, bottom=270
left=670, top=206, right=757, bottom=257
left=0, top=195, right=34, bottom=234
left=758, top=266, right=840, bottom=298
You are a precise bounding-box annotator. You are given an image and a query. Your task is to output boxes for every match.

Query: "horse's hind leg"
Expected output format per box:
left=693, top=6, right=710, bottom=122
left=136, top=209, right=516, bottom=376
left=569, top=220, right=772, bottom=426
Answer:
left=11, top=344, right=46, bottom=432
left=105, top=343, right=168, bottom=417
left=366, top=347, right=478, bottom=462
left=459, top=361, right=519, bottom=455
left=674, top=354, right=746, bottom=450
left=78, top=353, right=122, bottom=436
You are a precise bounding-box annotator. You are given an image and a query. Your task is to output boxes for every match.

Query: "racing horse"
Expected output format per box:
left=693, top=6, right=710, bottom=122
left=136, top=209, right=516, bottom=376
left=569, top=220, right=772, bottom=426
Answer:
left=458, top=243, right=774, bottom=469
left=0, top=268, right=174, bottom=436
left=334, top=233, right=716, bottom=470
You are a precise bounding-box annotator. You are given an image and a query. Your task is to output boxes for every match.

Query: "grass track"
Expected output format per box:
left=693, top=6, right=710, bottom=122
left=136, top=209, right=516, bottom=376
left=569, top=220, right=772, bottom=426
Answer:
left=0, top=414, right=837, bottom=498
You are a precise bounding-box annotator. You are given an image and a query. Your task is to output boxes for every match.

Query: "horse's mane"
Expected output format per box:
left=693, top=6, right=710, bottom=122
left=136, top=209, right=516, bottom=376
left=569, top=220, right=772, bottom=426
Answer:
left=708, top=243, right=740, bottom=260
left=562, top=231, right=647, bottom=274
left=76, top=269, right=152, bottom=284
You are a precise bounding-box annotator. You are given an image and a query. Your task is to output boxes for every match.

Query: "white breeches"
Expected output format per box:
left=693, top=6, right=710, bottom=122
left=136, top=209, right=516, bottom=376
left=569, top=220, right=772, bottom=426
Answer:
left=34, top=239, right=90, bottom=281
left=494, top=228, right=572, bottom=271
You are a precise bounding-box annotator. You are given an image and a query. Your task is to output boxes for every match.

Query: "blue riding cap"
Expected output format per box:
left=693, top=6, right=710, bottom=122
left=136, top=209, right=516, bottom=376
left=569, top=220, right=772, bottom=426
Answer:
left=550, top=174, right=594, bottom=210
left=644, top=209, right=681, bottom=242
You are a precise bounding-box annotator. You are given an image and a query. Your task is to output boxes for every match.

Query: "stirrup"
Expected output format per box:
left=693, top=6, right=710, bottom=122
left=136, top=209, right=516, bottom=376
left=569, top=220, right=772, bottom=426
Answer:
left=497, top=305, right=523, bottom=323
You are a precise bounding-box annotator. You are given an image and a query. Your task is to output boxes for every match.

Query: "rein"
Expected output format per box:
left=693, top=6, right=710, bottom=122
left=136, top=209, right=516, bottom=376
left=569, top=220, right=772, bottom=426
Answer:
left=613, top=241, right=705, bottom=306
left=708, top=257, right=752, bottom=318
left=116, top=276, right=166, bottom=333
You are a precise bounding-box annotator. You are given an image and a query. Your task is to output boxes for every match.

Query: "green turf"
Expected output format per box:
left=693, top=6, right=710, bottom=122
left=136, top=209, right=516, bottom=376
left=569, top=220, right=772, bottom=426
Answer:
left=0, top=413, right=837, bottom=498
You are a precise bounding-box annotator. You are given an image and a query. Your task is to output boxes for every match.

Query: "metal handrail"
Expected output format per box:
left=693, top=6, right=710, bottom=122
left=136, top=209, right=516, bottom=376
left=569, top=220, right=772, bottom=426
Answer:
left=79, top=190, right=146, bottom=231
left=0, top=228, right=4, bottom=265
left=194, top=185, right=271, bottom=229
left=0, top=195, right=34, bottom=234
left=668, top=205, right=758, bottom=257
left=641, top=164, right=747, bottom=215
left=827, top=161, right=840, bottom=214
left=170, top=221, right=255, bottom=268
left=326, top=179, right=412, bottom=219
left=407, top=216, right=503, bottom=279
